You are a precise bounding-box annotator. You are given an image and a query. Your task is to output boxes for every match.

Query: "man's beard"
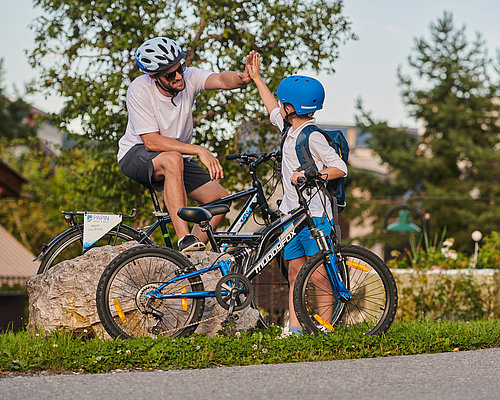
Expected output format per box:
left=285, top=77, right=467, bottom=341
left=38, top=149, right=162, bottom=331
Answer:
left=155, top=76, right=185, bottom=106
left=161, top=76, right=185, bottom=94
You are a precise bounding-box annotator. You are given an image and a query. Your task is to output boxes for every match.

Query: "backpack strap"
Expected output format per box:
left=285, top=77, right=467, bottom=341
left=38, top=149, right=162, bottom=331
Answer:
left=295, top=125, right=318, bottom=172
left=279, top=120, right=292, bottom=157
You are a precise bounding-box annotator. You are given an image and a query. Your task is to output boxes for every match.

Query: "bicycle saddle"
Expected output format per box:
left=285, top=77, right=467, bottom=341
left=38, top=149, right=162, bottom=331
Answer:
left=177, top=204, right=230, bottom=223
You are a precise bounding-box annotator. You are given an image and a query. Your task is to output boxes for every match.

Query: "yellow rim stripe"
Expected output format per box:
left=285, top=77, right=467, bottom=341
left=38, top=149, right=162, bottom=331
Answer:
left=313, top=314, right=335, bottom=332
left=346, top=261, right=370, bottom=272
left=113, top=299, right=127, bottom=323
left=181, top=286, right=187, bottom=311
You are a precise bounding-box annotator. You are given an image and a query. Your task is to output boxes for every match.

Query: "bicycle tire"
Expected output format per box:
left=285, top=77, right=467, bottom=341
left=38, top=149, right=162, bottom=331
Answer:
left=293, top=244, right=398, bottom=336
left=37, top=224, right=151, bottom=274
left=96, top=245, right=204, bottom=339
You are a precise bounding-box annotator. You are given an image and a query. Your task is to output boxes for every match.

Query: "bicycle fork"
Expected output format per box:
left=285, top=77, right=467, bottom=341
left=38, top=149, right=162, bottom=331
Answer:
left=311, top=228, right=352, bottom=302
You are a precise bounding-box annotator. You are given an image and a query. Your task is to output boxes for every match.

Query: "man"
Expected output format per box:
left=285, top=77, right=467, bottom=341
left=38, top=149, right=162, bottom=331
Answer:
left=118, top=37, right=251, bottom=251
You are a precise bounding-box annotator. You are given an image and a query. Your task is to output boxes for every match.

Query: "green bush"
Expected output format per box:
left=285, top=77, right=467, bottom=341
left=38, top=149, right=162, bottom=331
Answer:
left=478, top=231, right=500, bottom=269
left=395, top=272, right=498, bottom=321
left=387, top=231, right=500, bottom=270
left=387, top=231, right=499, bottom=321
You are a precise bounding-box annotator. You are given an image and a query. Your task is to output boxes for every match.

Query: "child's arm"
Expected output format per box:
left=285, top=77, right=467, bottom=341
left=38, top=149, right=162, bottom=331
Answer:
left=247, top=51, right=279, bottom=115
left=291, top=132, right=347, bottom=184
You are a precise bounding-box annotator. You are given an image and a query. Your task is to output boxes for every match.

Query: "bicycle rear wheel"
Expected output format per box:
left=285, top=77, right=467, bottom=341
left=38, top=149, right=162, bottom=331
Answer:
left=37, top=224, right=151, bottom=274
left=293, top=244, right=398, bottom=336
left=96, top=245, right=204, bottom=339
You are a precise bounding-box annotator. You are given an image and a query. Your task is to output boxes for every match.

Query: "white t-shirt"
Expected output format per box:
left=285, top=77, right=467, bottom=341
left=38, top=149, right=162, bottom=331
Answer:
left=270, top=107, right=348, bottom=218
left=117, top=67, right=213, bottom=161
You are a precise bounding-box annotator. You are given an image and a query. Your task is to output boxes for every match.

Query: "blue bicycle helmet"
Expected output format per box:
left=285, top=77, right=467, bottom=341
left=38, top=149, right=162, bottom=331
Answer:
left=276, top=75, right=325, bottom=115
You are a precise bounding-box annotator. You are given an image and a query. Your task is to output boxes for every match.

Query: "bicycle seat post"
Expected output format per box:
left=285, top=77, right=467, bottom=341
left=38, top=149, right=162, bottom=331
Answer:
left=199, top=221, right=219, bottom=252
left=146, top=184, right=173, bottom=248
left=148, top=186, right=163, bottom=213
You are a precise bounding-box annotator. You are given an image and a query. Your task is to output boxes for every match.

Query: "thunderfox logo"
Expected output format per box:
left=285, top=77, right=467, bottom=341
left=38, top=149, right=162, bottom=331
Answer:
left=254, top=224, right=296, bottom=274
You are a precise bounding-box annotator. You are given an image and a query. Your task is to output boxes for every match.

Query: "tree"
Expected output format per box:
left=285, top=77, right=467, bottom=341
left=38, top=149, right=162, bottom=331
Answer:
left=355, top=12, right=500, bottom=251
left=28, top=0, right=356, bottom=212
left=0, top=59, right=37, bottom=141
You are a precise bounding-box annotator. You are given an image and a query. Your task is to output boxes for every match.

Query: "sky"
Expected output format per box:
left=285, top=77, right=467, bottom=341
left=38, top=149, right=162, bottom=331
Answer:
left=1, top=0, right=500, bottom=130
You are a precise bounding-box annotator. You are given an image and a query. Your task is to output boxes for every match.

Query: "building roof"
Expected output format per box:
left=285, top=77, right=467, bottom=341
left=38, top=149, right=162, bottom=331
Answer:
left=0, top=223, right=39, bottom=286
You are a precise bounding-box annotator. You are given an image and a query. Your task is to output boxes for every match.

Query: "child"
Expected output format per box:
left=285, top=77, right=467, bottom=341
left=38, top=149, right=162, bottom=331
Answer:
left=247, top=51, right=347, bottom=334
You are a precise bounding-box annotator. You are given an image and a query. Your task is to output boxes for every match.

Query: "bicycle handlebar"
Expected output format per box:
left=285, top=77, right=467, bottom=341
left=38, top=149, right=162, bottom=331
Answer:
left=225, top=153, right=243, bottom=161
left=304, top=168, right=321, bottom=180
left=293, top=168, right=324, bottom=188
left=226, top=150, right=280, bottom=166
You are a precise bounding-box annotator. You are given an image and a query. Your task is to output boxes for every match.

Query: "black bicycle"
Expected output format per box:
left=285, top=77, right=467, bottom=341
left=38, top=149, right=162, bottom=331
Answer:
left=96, top=168, right=398, bottom=338
left=34, top=152, right=283, bottom=273
left=35, top=151, right=289, bottom=327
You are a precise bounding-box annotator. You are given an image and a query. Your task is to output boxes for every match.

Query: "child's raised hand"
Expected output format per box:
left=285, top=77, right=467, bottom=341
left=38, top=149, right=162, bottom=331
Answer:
left=247, top=51, right=262, bottom=81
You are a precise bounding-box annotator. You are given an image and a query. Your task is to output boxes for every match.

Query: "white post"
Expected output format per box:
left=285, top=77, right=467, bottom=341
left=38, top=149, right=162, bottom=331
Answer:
left=470, top=230, right=483, bottom=268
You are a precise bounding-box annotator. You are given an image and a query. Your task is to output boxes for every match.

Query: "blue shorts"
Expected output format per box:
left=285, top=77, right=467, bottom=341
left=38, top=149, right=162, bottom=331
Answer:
left=284, top=216, right=332, bottom=260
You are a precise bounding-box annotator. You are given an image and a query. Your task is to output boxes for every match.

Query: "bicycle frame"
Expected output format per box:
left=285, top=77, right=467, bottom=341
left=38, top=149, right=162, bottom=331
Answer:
left=141, top=186, right=266, bottom=243
left=148, top=198, right=350, bottom=303
left=35, top=154, right=278, bottom=261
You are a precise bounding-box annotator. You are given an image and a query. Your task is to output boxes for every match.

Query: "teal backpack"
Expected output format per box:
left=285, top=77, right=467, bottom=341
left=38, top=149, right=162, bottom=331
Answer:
left=295, top=125, right=349, bottom=213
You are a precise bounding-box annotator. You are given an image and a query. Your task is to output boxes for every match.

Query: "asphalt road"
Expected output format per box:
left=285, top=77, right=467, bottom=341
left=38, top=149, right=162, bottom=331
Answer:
left=1, top=348, right=499, bottom=400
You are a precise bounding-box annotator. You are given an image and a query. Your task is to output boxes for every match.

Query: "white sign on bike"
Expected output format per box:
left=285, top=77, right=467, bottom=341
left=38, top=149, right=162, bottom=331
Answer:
left=83, top=213, right=123, bottom=251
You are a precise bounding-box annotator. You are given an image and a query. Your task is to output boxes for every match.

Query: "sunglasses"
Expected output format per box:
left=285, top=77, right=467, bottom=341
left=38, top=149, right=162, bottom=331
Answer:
left=158, top=63, right=186, bottom=81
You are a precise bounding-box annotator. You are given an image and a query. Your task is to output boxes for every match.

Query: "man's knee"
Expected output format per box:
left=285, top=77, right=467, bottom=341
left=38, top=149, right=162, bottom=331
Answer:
left=155, top=151, right=183, bottom=174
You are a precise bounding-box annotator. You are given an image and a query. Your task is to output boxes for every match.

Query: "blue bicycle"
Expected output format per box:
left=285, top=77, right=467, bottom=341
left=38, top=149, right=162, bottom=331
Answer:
left=96, top=169, right=398, bottom=338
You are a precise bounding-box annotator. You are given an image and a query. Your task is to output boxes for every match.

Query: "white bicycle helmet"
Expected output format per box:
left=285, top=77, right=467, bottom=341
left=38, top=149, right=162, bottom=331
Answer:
left=135, top=37, right=186, bottom=75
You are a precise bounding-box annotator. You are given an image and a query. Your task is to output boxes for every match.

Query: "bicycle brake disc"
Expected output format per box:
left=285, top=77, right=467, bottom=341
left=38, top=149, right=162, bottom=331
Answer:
left=215, top=273, right=253, bottom=311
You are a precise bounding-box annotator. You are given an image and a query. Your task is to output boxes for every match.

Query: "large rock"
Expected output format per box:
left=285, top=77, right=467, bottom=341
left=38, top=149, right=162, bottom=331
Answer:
left=26, top=242, right=259, bottom=338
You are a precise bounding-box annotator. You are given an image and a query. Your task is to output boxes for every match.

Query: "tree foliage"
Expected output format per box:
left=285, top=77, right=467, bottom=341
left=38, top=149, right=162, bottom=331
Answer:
left=355, top=12, right=500, bottom=251
left=28, top=0, right=355, bottom=210
left=0, top=60, right=37, bottom=141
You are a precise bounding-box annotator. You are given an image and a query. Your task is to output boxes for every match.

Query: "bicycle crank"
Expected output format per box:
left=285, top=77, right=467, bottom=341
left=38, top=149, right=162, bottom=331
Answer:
left=215, top=273, right=253, bottom=311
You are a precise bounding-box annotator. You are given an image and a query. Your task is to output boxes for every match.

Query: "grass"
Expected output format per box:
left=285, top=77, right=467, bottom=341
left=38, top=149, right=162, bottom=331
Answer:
left=0, top=319, right=499, bottom=375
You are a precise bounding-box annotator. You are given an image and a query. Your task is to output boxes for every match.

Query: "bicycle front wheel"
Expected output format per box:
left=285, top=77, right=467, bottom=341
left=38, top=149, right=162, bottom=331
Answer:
left=37, top=224, right=151, bottom=274
left=96, top=245, right=204, bottom=339
left=293, top=244, right=398, bottom=336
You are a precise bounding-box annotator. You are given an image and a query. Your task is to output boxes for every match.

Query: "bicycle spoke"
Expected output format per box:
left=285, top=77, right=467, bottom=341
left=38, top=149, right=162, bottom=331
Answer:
left=97, top=246, right=205, bottom=339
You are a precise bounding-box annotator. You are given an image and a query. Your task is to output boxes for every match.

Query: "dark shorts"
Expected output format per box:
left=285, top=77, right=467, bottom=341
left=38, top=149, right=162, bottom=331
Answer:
left=118, top=144, right=211, bottom=193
